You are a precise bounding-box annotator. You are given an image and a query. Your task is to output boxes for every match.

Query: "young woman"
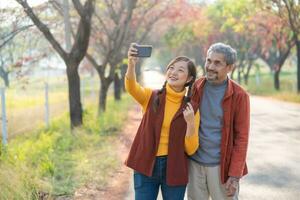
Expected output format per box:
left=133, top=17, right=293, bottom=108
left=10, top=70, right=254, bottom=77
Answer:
left=125, top=43, right=200, bottom=200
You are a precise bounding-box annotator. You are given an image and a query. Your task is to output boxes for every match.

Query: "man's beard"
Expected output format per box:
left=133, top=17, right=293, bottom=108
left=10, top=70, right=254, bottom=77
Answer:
left=205, top=71, right=218, bottom=82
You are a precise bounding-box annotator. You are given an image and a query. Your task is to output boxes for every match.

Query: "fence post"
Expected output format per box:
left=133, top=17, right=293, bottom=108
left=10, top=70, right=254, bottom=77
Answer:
left=1, top=87, right=8, bottom=145
left=45, top=83, right=49, bottom=128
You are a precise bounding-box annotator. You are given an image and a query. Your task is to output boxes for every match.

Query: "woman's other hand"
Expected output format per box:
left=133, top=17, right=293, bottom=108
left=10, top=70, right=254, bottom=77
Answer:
left=183, top=103, right=195, bottom=136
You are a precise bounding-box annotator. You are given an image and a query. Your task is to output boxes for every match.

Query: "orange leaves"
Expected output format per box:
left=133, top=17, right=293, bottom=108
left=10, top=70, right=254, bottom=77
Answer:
left=12, top=54, right=47, bottom=68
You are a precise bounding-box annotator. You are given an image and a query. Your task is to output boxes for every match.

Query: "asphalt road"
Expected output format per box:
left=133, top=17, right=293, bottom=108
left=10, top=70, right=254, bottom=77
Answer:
left=240, top=96, right=300, bottom=200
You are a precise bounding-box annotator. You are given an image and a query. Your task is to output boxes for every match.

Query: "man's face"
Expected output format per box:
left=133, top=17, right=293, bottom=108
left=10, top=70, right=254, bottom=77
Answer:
left=205, top=51, right=232, bottom=84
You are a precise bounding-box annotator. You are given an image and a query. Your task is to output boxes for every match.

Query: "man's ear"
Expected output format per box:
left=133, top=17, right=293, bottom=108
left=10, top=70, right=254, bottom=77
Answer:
left=227, top=64, right=235, bottom=72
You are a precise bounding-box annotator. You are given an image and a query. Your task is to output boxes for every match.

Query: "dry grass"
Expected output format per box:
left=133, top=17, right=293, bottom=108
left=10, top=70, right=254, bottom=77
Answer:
left=0, top=94, right=132, bottom=199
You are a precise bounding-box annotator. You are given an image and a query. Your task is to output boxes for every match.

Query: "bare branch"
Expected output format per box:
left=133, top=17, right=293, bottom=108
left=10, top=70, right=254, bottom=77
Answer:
left=104, top=0, right=118, bottom=24
left=72, top=0, right=85, bottom=18
left=138, top=10, right=165, bottom=43
left=134, top=1, right=159, bottom=29
left=94, top=12, right=112, bottom=40
left=86, top=53, right=101, bottom=69
left=0, top=25, right=33, bottom=49
left=15, top=0, right=68, bottom=60
left=115, top=1, right=125, bottom=25
left=282, top=0, right=299, bottom=35
left=113, top=0, right=137, bottom=52
left=69, top=0, right=95, bottom=64
left=49, top=0, right=64, bottom=16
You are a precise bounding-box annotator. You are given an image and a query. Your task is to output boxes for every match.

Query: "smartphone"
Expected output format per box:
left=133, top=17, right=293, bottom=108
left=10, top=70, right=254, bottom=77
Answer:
left=134, top=45, right=152, bottom=57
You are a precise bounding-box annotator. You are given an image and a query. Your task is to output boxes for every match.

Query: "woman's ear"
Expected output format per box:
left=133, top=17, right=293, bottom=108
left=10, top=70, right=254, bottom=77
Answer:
left=186, top=76, right=193, bottom=84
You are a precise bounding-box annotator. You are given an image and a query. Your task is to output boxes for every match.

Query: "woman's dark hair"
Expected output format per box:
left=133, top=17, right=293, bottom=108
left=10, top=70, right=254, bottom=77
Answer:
left=153, top=56, right=197, bottom=112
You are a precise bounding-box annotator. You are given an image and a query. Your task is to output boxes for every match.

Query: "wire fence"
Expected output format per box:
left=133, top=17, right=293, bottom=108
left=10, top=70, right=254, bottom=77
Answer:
left=0, top=73, right=100, bottom=144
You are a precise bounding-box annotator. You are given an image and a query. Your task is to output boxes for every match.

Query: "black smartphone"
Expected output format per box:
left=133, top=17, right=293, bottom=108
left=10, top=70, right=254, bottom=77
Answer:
left=134, top=45, right=152, bottom=57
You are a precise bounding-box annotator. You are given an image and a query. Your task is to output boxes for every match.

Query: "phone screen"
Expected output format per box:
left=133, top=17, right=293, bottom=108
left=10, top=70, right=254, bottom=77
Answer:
left=135, top=45, right=152, bottom=57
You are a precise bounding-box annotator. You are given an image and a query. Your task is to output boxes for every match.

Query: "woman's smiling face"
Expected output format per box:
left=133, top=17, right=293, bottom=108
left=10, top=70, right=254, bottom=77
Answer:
left=166, top=60, right=191, bottom=92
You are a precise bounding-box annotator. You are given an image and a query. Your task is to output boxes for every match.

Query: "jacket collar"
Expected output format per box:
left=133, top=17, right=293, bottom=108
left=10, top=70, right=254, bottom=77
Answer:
left=223, top=77, right=234, bottom=100
left=193, top=76, right=234, bottom=106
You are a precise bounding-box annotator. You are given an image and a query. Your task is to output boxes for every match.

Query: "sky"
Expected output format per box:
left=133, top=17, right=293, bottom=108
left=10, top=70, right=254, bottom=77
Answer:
left=0, top=0, right=48, bottom=8
left=0, top=0, right=215, bottom=9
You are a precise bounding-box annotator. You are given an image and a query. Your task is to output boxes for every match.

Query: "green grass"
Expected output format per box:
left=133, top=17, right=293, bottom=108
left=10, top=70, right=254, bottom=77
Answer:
left=0, top=94, right=132, bottom=199
left=242, top=72, right=300, bottom=103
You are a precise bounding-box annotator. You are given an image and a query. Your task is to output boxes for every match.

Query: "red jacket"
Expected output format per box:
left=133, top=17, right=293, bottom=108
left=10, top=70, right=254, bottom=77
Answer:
left=191, top=77, right=250, bottom=184
left=125, top=90, right=189, bottom=186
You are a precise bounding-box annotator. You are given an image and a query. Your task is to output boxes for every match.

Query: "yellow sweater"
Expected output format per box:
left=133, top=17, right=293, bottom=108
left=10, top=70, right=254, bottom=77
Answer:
left=125, top=77, right=199, bottom=156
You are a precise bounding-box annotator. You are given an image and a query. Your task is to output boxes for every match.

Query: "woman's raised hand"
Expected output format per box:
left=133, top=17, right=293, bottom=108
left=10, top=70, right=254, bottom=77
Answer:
left=128, top=43, right=139, bottom=66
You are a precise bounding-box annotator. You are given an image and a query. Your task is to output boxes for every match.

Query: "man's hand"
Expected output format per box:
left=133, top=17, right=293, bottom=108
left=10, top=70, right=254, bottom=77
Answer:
left=225, top=177, right=239, bottom=197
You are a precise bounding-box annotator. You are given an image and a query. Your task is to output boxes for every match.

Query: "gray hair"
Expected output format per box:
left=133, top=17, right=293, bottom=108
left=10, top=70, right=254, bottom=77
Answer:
left=207, top=43, right=237, bottom=65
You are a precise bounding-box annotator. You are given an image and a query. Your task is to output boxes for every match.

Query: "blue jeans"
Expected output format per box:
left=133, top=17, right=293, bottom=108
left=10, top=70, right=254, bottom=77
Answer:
left=134, top=156, right=186, bottom=200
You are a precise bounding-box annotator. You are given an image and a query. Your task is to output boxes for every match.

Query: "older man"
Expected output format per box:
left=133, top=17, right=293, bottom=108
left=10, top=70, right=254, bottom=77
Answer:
left=188, top=43, right=250, bottom=200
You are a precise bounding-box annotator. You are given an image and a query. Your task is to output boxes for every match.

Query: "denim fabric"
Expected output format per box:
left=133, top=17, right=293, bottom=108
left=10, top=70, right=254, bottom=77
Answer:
left=134, top=156, right=186, bottom=200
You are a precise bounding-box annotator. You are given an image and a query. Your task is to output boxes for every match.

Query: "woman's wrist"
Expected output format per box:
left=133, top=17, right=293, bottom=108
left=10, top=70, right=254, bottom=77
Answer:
left=186, top=130, right=195, bottom=137
left=128, top=59, right=136, bottom=67
left=186, top=120, right=195, bottom=127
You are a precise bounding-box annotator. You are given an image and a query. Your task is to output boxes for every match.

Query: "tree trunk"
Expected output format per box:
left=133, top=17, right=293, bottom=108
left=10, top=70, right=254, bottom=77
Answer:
left=114, top=72, right=121, bottom=101
left=274, top=70, right=280, bottom=90
left=244, top=60, right=253, bottom=85
left=0, top=69, right=9, bottom=88
left=237, top=66, right=241, bottom=84
left=296, top=40, right=300, bottom=93
left=63, top=0, right=72, bottom=51
left=244, top=72, right=249, bottom=85
left=121, top=64, right=127, bottom=92
left=16, top=0, right=95, bottom=128
left=273, top=47, right=291, bottom=91
left=99, top=80, right=109, bottom=113
left=3, top=72, right=9, bottom=88
left=66, top=63, right=82, bottom=128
